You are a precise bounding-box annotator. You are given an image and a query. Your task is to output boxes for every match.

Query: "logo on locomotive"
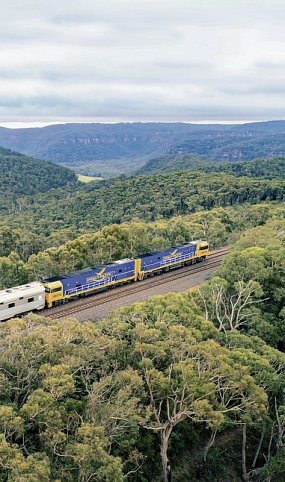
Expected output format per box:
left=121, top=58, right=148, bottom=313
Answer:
left=162, top=249, right=180, bottom=262
left=86, top=267, right=113, bottom=282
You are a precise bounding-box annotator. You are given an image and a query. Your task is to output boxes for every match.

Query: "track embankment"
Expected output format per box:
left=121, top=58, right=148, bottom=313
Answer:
left=44, top=247, right=230, bottom=322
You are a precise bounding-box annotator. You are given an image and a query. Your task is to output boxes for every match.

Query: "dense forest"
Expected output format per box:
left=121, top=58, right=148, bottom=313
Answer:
left=0, top=140, right=285, bottom=480
left=138, top=155, right=285, bottom=178
left=0, top=155, right=285, bottom=287
left=0, top=201, right=284, bottom=289
left=1, top=169, right=285, bottom=234
left=0, top=220, right=284, bottom=481
left=0, top=147, right=78, bottom=199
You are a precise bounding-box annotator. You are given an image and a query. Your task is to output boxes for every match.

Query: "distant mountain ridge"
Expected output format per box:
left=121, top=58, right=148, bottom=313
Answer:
left=0, top=123, right=230, bottom=168
left=0, top=121, right=285, bottom=177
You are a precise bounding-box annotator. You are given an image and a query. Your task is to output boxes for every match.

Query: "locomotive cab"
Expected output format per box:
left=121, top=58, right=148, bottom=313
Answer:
left=43, top=281, right=63, bottom=308
left=196, top=241, right=209, bottom=259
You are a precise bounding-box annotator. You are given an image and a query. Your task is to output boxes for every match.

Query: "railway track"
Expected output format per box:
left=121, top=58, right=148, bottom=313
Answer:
left=44, top=246, right=230, bottom=321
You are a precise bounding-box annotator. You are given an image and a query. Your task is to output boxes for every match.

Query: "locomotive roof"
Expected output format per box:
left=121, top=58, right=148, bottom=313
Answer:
left=139, top=241, right=199, bottom=258
left=0, top=282, right=44, bottom=302
left=42, top=242, right=205, bottom=283
left=43, top=258, right=133, bottom=283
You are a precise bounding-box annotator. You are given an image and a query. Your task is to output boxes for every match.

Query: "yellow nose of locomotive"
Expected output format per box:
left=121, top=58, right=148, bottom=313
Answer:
left=42, top=281, right=63, bottom=308
left=196, top=241, right=209, bottom=259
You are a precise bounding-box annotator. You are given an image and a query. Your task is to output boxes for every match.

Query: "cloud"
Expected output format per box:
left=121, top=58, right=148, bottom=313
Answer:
left=0, top=0, right=285, bottom=124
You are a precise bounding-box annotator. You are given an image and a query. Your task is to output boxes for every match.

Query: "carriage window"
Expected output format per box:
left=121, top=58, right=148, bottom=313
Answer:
left=19, top=297, right=23, bottom=300
left=8, top=303, right=15, bottom=308
left=45, top=287, right=51, bottom=293
left=199, top=246, right=208, bottom=251
left=51, top=288, right=62, bottom=293
left=28, top=298, right=34, bottom=303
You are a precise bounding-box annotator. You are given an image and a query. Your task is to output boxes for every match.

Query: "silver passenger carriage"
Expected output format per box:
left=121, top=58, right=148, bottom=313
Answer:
left=0, top=282, right=45, bottom=322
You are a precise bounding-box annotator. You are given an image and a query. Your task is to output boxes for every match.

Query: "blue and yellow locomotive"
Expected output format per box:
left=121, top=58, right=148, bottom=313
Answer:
left=43, top=240, right=209, bottom=308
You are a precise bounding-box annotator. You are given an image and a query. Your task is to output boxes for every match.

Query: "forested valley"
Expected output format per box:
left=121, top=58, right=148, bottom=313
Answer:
left=1, top=156, right=285, bottom=262
left=0, top=149, right=285, bottom=481
left=0, top=221, right=285, bottom=481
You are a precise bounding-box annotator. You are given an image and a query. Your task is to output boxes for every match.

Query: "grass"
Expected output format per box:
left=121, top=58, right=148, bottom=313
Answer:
left=77, top=174, right=103, bottom=183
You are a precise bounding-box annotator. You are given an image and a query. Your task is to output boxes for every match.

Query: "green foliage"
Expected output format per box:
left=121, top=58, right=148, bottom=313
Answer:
left=0, top=290, right=282, bottom=480
left=139, top=154, right=285, bottom=179
left=0, top=436, right=51, bottom=482
left=262, top=446, right=285, bottom=481
left=137, top=154, right=207, bottom=175
left=0, top=147, right=77, bottom=214
left=2, top=169, right=285, bottom=232
left=0, top=252, right=28, bottom=287
left=0, top=314, right=122, bottom=481
left=1, top=201, right=285, bottom=288
left=0, top=162, right=285, bottom=287
left=71, top=424, right=124, bottom=482
left=198, top=220, right=285, bottom=348
left=1, top=129, right=285, bottom=480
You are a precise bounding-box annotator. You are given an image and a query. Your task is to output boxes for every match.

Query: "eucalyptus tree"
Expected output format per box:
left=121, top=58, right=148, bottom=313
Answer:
left=92, top=295, right=271, bottom=482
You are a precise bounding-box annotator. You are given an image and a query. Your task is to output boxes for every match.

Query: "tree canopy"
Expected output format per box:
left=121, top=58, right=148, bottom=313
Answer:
left=0, top=289, right=283, bottom=481
left=1, top=202, right=285, bottom=288
left=0, top=147, right=77, bottom=203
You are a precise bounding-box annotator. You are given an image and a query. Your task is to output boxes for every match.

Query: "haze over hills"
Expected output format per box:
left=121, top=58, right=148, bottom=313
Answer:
left=0, top=122, right=229, bottom=177
left=1, top=120, right=285, bottom=177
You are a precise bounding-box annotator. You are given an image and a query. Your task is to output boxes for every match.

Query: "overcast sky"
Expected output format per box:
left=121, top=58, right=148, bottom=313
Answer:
left=1, top=0, right=285, bottom=126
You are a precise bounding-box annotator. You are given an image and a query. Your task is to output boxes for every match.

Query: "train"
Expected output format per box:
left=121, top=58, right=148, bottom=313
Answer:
left=0, top=240, right=209, bottom=321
